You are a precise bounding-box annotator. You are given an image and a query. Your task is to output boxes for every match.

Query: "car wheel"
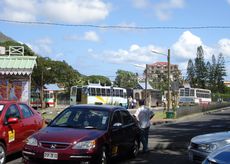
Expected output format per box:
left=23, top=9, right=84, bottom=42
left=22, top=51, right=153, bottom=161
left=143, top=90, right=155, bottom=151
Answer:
left=97, top=147, right=109, bottom=164
left=0, top=143, right=6, bottom=164
left=130, top=138, right=139, bottom=158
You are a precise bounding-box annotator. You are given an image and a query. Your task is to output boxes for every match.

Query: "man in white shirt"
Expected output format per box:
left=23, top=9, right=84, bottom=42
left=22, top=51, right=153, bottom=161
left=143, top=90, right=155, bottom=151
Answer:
left=135, top=99, right=154, bottom=153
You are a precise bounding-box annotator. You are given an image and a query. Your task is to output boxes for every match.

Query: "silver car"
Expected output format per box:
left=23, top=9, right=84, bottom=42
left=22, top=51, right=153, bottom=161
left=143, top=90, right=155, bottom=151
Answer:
left=188, top=131, right=230, bottom=163
left=202, top=144, right=230, bottom=164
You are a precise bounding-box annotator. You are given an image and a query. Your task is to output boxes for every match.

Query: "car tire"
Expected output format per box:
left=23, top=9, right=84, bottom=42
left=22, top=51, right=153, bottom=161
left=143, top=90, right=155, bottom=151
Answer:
left=97, top=146, right=109, bottom=164
left=0, top=143, right=6, bottom=164
left=130, top=138, right=140, bottom=158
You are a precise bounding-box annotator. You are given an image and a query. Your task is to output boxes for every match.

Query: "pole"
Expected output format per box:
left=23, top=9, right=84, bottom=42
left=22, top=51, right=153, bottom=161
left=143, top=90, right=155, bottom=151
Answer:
left=41, top=70, right=44, bottom=109
left=167, top=49, right=171, bottom=112
left=145, top=64, right=148, bottom=105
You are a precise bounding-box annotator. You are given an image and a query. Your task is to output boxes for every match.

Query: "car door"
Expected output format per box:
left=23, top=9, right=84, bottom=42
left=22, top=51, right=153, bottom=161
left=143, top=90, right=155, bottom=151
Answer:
left=110, top=110, right=124, bottom=157
left=3, top=104, right=24, bottom=153
left=119, top=110, right=137, bottom=152
left=18, top=103, right=39, bottom=139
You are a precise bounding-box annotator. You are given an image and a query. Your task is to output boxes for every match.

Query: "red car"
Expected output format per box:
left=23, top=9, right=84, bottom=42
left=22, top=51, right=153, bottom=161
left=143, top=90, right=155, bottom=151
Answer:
left=23, top=105, right=141, bottom=164
left=0, top=100, right=44, bottom=163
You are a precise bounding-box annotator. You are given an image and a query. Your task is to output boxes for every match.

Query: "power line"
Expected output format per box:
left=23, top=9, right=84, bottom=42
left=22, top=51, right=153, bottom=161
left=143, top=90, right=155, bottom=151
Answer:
left=1, top=19, right=230, bottom=30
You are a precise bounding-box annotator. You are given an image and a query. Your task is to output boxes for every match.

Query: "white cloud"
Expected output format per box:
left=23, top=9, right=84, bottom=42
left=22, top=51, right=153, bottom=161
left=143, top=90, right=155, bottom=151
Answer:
left=64, top=31, right=100, bottom=42
left=172, top=31, right=214, bottom=60
left=132, top=0, right=149, bottom=9
left=32, top=37, right=53, bottom=55
left=93, top=44, right=165, bottom=64
left=0, top=0, right=110, bottom=23
left=84, top=31, right=100, bottom=42
left=154, top=0, right=185, bottom=21
left=218, top=39, right=230, bottom=57
left=228, top=0, right=230, bottom=5
left=0, top=0, right=37, bottom=21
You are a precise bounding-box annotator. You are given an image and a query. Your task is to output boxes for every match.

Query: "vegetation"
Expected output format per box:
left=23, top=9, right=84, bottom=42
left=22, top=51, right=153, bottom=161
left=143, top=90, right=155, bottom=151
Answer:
left=0, top=36, right=229, bottom=100
left=186, top=46, right=227, bottom=99
left=114, top=70, right=138, bottom=88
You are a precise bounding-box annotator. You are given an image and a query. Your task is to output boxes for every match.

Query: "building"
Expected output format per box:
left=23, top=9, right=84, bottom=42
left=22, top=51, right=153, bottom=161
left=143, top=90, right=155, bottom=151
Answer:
left=147, top=62, right=182, bottom=81
left=132, top=82, right=162, bottom=107
left=224, top=81, right=230, bottom=87
left=0, top=55, right=37, bottom=104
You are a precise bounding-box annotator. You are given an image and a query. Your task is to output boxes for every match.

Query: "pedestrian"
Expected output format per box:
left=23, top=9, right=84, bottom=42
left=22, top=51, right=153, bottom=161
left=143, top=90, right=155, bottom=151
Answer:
left=134, top=99, right=154, bottom=153
left=128, top=96, right=133, bottom=109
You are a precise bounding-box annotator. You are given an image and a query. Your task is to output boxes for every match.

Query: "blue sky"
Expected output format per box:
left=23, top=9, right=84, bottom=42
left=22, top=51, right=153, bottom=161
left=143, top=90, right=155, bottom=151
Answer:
left=1, top=0, right=230, bottom=81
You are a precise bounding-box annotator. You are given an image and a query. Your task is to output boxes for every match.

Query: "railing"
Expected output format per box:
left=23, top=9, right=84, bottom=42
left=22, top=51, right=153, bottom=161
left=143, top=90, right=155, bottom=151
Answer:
left=176, top=102, right=230, bottom=118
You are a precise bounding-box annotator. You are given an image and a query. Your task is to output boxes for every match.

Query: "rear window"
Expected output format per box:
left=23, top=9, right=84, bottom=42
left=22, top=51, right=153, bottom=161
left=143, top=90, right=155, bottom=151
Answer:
left=0, top=104, right=4, bottom=115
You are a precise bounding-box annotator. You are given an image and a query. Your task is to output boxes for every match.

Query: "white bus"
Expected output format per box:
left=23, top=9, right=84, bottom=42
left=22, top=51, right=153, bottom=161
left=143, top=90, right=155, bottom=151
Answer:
left=179, top=87, right=211, bottom=105
left=70, top=83, right=128, bottom=107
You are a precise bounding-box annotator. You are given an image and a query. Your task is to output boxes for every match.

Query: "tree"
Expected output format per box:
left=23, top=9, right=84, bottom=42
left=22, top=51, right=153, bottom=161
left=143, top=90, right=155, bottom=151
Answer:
left=186, top=59, right=196, bottom=87
left=215, top=53, right=226, bottom=93
left=194, top=46, right=207, bottom=88
left=85, top=75, right=111, bottom=86
left=114, top=70, right=138, bottom=88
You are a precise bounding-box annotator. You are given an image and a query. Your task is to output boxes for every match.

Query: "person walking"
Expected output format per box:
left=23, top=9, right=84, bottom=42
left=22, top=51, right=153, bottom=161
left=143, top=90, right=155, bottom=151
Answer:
left=135, top=99, right=154, bottom=153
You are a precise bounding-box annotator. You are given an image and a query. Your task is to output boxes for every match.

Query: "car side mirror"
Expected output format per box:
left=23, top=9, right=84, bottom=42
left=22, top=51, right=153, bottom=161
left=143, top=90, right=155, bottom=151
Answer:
left=45, top=119, right=52, bottom=125
left=7, top=117, right=18, bottom=124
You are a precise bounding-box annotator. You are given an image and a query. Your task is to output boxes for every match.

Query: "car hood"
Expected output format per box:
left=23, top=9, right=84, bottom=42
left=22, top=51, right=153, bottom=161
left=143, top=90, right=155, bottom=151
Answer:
left=34, top=127, right=106, bottom=143
left=191, top=131, right=230, bottom=144
left=207, top=145, right=230, bottom=164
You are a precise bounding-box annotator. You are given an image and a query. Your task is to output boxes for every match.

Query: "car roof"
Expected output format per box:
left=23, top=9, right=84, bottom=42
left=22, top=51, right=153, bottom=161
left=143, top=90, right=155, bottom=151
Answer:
left=68, top=104, right=126, bottom=112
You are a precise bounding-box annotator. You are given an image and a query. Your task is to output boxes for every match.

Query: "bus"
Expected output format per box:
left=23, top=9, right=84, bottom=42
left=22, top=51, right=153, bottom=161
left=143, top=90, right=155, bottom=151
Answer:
left=70, top=83, right=128, bottom=107
left=30, top=90, right=55, bottom=109
left=179, top=87, right=211, bottom=106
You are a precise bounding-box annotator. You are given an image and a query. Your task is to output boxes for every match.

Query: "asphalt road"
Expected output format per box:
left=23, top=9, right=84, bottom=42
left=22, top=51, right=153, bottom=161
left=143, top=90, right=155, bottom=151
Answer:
left=6, top=107, right=230, bottom=164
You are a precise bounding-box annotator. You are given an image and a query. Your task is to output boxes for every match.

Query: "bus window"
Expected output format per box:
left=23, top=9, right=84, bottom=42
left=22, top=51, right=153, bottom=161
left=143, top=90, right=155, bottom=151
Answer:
left=91, top=88, right=96, bottom=96
left=115, top=89, right=119, bottom=96
left=71, top=87, right=77, bottom=96
left=180, top=89, right=184, bottom=96
left=120, top=90, right=123, bottom=97
left=76, top=88, right=82, bottom=102
left=102, top=88, right=106, bottom=96
left=96, top=88, right=101, bottom=96
left=106, top=89, right=110, bottom=96
left=185, top=88, right=189, bottom=96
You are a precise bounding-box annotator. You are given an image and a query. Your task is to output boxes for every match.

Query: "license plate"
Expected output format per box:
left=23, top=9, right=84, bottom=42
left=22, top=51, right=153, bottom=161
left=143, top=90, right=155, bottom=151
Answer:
left=44, top=152, right=58, bottom=160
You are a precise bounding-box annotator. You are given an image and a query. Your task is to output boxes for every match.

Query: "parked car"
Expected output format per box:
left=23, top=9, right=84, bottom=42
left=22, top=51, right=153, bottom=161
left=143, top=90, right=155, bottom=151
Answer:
left=202, top=144, right=230, bottom=164
left=0, top=100, right=44, bottom=164
left=188, top=131, right=230, bottom=163
left=23, top=105, right=141, bottom=164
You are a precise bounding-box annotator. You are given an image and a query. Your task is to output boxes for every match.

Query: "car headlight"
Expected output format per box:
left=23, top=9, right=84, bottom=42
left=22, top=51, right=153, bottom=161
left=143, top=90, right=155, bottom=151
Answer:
left=198, top=140, right=228, bottom=153
left=26, top=137, right=38, bottom=146
left=198, top=143, right=218, bottom=152
left=72, top=140, right=96, bottom=150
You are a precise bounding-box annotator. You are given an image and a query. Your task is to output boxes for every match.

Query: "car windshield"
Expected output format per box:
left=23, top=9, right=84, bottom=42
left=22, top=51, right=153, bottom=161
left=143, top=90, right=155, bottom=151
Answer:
left=0, top=104, right=5, bottom=115
left=50, top=108, right=110, bottom=130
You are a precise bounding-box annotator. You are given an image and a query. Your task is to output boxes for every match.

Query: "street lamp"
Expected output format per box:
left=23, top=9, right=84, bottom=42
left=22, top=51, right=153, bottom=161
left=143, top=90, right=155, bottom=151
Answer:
left=151, top=49, right=171, bottom=112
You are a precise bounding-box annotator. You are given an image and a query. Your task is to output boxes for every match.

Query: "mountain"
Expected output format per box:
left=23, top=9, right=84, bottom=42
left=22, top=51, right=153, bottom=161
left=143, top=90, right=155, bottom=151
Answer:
left=0, top=32, right=14, bottom=43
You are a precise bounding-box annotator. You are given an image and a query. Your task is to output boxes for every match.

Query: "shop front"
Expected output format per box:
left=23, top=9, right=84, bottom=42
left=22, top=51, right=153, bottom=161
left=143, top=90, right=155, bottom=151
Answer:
left=0, top=56, right=37, bottom=104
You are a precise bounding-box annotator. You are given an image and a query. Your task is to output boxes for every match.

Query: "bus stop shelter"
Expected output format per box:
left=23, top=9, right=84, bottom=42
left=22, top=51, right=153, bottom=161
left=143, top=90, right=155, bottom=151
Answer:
left=0, top=55, right=37, bottom=104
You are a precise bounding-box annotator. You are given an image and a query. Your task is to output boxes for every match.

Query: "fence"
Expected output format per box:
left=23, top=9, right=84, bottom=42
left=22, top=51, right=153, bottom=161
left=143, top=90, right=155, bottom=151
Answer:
left=176, top=102, right=230, bottom=118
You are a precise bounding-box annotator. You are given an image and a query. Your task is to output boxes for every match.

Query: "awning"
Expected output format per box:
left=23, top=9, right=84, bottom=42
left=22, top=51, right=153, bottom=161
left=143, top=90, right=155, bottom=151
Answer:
left=44, top=84, right=64, bottom=91
left=0, top=56, right=37, bottom=75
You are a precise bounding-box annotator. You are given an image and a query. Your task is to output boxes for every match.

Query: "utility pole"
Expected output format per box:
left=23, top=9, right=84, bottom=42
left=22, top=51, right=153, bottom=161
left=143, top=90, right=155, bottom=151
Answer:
left=167, top=49, right=171, bottom=112
left=145, top=64, right=148, bottom=105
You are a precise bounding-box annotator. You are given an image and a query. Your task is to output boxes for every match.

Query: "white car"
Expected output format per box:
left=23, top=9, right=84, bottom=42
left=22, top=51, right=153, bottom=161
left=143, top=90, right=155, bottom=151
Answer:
left=188, top=131, right=230, bottom=163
